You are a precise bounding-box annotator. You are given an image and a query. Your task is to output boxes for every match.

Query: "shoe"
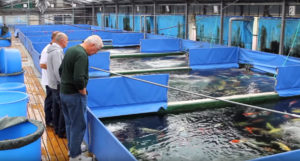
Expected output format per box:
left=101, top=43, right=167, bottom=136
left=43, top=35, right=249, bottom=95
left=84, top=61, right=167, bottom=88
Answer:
left=81, top=143, right=87, bottom=152
left=68, top=143, right=88, bottom=156
left=69, top=154, right=92, bottom=161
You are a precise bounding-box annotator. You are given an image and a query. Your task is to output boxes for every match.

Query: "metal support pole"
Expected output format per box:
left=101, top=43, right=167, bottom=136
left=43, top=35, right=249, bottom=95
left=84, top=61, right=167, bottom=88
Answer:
left=27, top=0, right=30, bottom=25
left=102, top=3, right=105, bottom=29
left=279, top=0, right=286, bottom=55
left=144, top=15, right=146, bottom=38
left=154, top=0, right=157, bottom=34
left=185, top=1, right=189, bottom=39
left=219, top=0, right=224, bottom=44
left=115, top=2, right=119, bottom=29
left=92, top=5, right=95, bottom=25
left=72, top=0, right=74, bottom=24
left=132, top=1, right=135, bottom=31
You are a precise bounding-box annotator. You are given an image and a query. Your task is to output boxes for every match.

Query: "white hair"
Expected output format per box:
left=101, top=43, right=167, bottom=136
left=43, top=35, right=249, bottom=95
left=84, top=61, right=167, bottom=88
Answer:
left=55, top=32, right=68, bottom=42
left=84, top=35, right=103, bottom=49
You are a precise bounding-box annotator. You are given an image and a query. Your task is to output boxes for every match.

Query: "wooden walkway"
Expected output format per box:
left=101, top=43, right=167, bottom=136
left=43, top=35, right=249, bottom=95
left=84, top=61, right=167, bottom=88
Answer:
left=11, top=38, right=69, bottom=161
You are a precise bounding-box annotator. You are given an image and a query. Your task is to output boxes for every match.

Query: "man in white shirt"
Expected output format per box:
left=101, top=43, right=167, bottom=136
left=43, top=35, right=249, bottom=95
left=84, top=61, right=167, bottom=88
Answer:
left=39, top=31, right=59, bottom=127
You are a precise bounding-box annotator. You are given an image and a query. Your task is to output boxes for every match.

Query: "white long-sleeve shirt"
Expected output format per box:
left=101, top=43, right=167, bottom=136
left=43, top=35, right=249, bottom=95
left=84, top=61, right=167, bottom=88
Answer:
left=39, top=44, right=51, bottom=86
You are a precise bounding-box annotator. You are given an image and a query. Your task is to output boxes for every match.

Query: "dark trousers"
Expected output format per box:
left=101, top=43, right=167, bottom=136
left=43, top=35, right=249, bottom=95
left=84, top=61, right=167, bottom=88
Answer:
left=51, top=87, right=66, bottom=137
left=44, top=85, right=53, bottom=125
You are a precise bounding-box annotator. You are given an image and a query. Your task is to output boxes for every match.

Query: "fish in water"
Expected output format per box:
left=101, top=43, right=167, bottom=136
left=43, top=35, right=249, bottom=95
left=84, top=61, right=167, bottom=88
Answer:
left=139, top=127, right=161, bottom=134
left=271, top=141, right=291, bottom=151
left=243, top=112, right=260, bottom=118
left=292, top=109, right=300, bottom=113
left=266, top=122, right=282, bottom=134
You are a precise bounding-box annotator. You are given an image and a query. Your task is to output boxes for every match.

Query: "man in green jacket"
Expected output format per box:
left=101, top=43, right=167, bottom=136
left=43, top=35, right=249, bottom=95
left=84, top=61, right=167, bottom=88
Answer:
left=59, top=35, right=103, bottom=161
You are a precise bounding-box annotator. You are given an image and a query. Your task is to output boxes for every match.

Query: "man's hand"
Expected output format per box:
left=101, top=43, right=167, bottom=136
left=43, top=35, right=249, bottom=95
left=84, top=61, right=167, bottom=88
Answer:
left=79, top=88, right=87, bottom=95
left=40, top=64, right=47, bottom=69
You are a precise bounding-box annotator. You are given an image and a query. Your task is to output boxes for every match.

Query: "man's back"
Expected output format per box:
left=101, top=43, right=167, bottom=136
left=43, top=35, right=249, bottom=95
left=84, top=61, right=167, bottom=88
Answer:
left=47, top=43, right=64, bottom=89
left=60, top=45, right=89, bottom=94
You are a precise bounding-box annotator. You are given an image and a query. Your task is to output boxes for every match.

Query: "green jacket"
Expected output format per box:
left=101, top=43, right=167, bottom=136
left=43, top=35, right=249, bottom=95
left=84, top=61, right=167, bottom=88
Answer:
left=59, top=45, right=89, bottom=94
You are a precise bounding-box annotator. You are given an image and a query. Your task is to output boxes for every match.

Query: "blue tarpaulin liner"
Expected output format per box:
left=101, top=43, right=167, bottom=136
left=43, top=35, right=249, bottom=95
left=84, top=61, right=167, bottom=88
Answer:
left=251, top=149, right=300, bottom=161
left=112, top=33, right=144, bottom=47
left=195, top=15, right=253, bottom=49
left=63, top=42, right=82, bottom=53
left=89, top=52, right=110, bottom=78
left=33, top=42, right=48, bottom=53
left=87, top=74, right=169, bottom=118
left=85, top=108, right=137, bottom=161
left=23, top=31, right=52, bottom=37
left=146, top=33, right=174, bottom=39
left=181, top=39, right=226, bottom=51
left=146, top=34, right=226, bottom=50
left=275, top=66, right=300, bottom=97
left=189, top=47, right=239, bottom=70
left=157, top=15, right=185, bottom=38
left=140, top=39, right=182, bottom=53
left=65, top=30, right=92, bottom=41
left=93, top=30, right=114, bottom=41
left=239, top=48, right=300, bottom=74
left=27, top=36, right=51, bottom=43
left=16, top=24, right=87, bottom=33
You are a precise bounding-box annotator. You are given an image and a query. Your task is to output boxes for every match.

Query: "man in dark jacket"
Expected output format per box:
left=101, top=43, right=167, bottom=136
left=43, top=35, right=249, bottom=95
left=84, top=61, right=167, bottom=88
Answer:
left=1, top=24, right=9, bottom=36
left=59, top=35, right=103, bottom=161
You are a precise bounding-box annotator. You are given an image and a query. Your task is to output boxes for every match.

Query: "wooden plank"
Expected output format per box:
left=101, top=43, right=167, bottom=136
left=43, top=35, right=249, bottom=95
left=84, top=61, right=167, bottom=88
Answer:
left=33, top=104, right=63, bottom=161
left=18, top=35, right=69, bottom=161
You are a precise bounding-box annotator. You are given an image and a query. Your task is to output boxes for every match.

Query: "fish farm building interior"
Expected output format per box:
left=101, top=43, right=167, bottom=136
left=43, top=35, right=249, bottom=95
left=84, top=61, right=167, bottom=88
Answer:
left=1, top=0, right=300, bottom=161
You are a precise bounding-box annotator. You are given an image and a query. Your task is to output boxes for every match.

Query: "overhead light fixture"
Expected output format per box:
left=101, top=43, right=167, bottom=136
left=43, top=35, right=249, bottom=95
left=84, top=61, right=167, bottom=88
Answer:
left=50, top=4, right=55, bottom=8
left=72, top=3, right=76, bottom=8
left=137, top=6, right=140, bottom=12
left=23, top=3, right=28, bottom=8
left=166, top=5, right=170, bottom=12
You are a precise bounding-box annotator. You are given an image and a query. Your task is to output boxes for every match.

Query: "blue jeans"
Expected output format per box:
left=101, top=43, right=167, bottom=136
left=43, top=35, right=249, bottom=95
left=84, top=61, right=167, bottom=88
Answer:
left=60, top=93, right=87, bottom=158
left=44, top=85, right=53, bottom=125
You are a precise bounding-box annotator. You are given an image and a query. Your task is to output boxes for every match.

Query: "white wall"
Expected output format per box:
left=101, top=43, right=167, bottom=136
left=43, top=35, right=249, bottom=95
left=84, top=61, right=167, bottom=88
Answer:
left=4, top=15, right=28, bottom=25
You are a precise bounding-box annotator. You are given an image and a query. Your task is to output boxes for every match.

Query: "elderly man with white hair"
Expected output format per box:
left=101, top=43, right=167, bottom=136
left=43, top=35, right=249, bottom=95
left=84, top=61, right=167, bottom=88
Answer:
left=59, top=35, right=103, bottom=161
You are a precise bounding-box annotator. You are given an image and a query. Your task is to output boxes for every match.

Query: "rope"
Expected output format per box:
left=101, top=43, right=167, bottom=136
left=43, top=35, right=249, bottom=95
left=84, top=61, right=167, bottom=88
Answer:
left=91, top=66, right=300, bottom=118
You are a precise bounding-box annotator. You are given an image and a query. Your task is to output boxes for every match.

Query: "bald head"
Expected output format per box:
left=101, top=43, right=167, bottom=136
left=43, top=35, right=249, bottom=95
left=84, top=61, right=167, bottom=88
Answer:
left=55, top=32, right=68, bottom=48
left=51, top=31, right=60, bottom=43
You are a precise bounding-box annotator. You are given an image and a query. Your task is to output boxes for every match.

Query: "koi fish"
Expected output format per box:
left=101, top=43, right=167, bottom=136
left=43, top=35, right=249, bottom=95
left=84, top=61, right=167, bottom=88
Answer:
left=139, top=127, right=161, bottom=134
left=292, top=109, right=300, bottom=113
left=243, top=112, right=259, bottom=117
left=230, top=139, right=241, bottom=143
left=271, top=141, right=291, bottom=151
left=245, top=127, right=254, bottom=134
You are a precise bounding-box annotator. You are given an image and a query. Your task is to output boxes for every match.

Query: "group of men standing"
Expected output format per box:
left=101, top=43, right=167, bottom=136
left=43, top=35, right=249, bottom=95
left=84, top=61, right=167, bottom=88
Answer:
left=39, top=31, right=103, bottom=161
